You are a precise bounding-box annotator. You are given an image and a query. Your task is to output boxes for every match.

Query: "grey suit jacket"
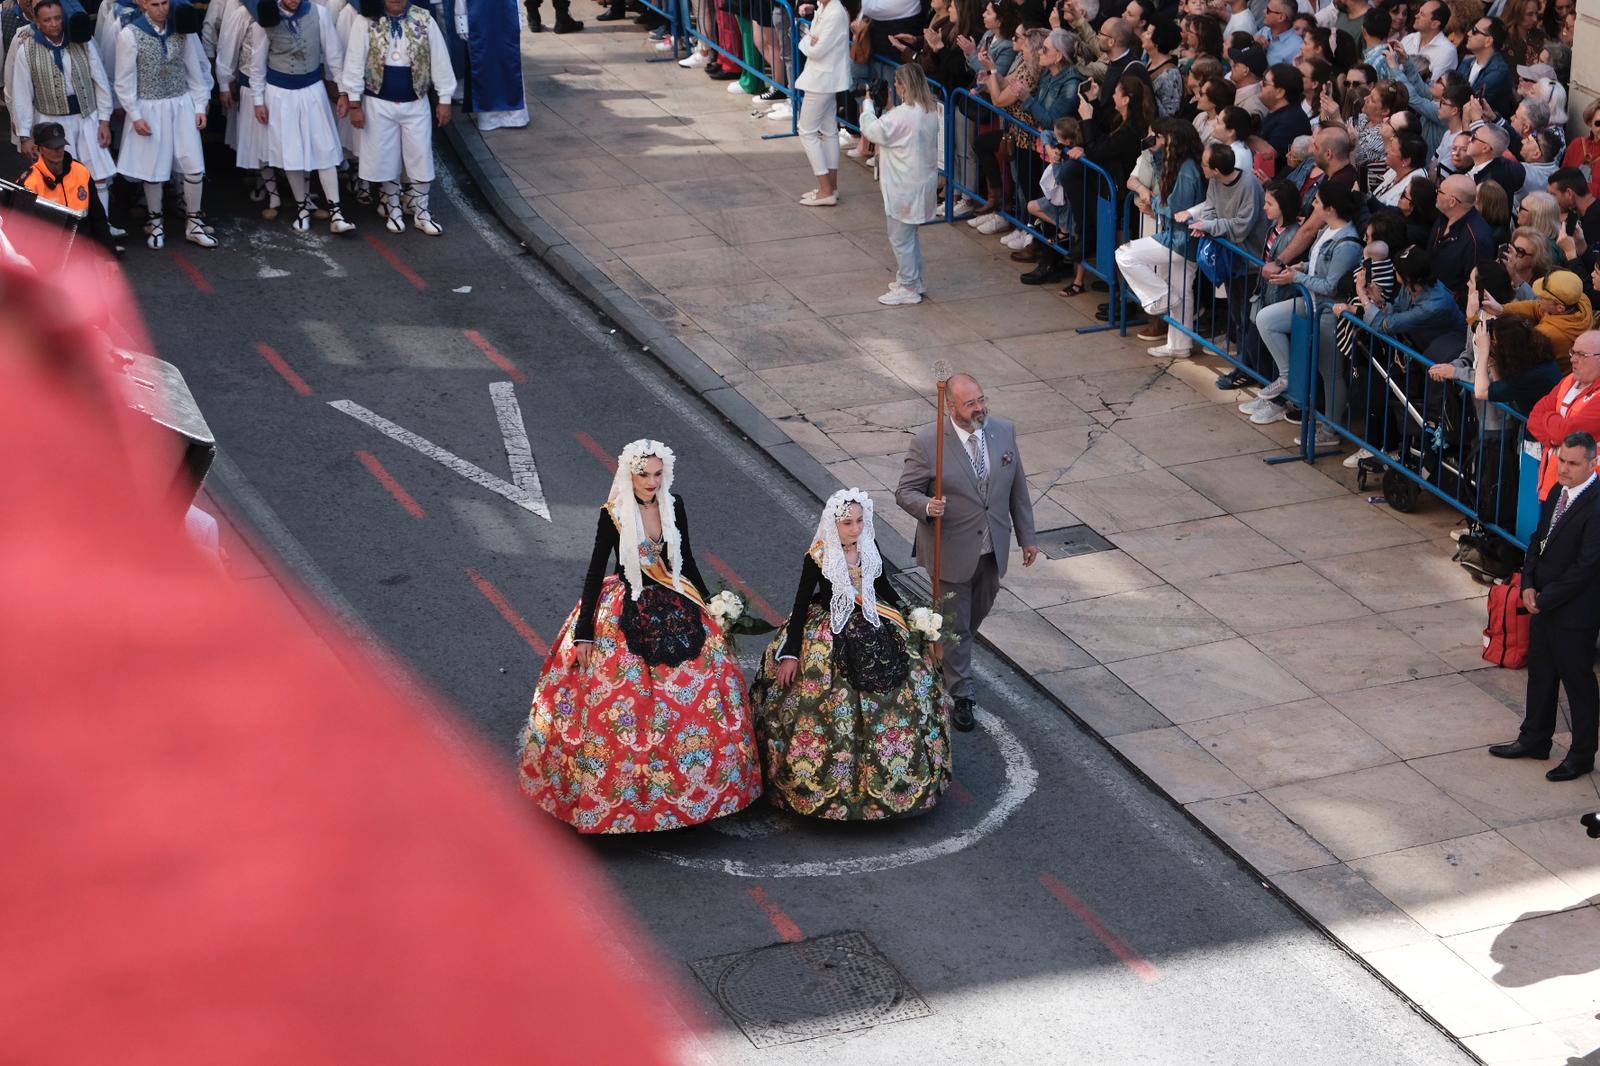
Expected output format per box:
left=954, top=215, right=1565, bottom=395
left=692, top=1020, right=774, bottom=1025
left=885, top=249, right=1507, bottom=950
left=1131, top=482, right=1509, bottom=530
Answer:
left=895, top=416, right=1037, bottom=583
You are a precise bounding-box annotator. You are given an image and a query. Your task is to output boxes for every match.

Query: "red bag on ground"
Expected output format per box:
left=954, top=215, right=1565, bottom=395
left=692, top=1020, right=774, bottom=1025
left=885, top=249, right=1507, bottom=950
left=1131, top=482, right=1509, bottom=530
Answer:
left=1483, top=573, right=1531, bottom=669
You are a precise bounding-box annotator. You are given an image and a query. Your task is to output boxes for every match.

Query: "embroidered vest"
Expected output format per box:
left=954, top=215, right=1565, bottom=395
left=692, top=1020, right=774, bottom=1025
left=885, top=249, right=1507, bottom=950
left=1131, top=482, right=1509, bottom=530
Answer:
left=25, top=35, right=96, bottom=117
left=133, top=25, right=187, bottom=100
left=362, top=9, right=430, bottom=100
left=264, top=9, right=323, bottom=84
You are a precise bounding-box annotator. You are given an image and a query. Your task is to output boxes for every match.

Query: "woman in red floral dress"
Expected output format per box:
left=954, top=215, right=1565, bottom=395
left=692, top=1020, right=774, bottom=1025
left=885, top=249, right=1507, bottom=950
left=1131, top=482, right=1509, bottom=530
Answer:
left=517, top=440, right=762, bottom=833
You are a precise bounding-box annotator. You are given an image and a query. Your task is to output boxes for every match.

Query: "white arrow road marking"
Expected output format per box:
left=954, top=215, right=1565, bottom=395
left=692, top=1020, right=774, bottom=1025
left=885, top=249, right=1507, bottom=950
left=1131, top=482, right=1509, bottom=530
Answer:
left=329, top=386, right=551, bottom=520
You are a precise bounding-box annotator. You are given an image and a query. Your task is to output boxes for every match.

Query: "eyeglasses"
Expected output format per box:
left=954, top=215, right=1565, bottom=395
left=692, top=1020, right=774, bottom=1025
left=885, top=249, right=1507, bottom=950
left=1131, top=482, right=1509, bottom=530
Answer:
left=1511, top=245, right=1534, bottom=257
left=1573, top=350, right=1600, bottom=360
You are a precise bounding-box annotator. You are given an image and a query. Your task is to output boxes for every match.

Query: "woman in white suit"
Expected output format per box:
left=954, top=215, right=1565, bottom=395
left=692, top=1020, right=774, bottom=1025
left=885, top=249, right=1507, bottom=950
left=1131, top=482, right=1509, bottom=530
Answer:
left=861, top=63, right=941, bottom=304
left=795, top=0, right=858, bottom=206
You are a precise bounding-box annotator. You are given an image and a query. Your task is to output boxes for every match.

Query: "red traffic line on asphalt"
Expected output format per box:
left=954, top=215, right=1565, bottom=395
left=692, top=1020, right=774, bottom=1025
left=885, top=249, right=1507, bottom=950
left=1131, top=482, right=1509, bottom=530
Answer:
left=170, top=250, right=215, bottom=294
left=574, top=429, right=617, bottom=472
left=465, top=329, right=527, bottom=385
left=746, top=885, right=805, bottom=943
left=363, top=232, right=427, bottom=291
left=256, top=342, right=313, bottom=396
left=1038, top=872, right=1159, bottom=984
left=466, top=566, right=550, bottom=656
left=355, top=450, right=427, bottom=519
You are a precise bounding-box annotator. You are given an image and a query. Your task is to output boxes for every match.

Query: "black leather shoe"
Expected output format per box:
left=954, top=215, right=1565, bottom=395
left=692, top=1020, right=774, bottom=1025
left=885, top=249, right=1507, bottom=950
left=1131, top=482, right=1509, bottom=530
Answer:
left=707, top=66, right=738, bottom=79
left=553, top=14, right=584, bottom=30
left=1216, top=369, right=1252, bottom=390
left=527, top=6, right=545, bottom=29
left=595, top=8, right=626, bottom=18
left=1020, top=263, right=1069, bottom=285
left=1547, top=759, right=1595, bottom=782
left=951, top=698, right=976, bottom=732
left=1488, top=739, right=1552, bottom=759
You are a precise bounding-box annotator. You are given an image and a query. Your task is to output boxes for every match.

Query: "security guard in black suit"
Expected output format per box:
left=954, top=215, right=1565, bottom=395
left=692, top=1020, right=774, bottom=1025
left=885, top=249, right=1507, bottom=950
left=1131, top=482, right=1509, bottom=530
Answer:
left=1490, top=418, right=1600, bottom=782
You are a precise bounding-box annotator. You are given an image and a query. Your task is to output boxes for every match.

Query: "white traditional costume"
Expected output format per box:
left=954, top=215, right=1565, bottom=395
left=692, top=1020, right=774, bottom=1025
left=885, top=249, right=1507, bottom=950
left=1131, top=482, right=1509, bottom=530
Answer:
left=244, top=0, right=352, bottom=232
left=337, top=1, right=454, bottom=235
left=5, top=22, right=115, bottom=213
left=215, top=0, right=283, bottom=216
left=113, top=7, right=215, bottom=248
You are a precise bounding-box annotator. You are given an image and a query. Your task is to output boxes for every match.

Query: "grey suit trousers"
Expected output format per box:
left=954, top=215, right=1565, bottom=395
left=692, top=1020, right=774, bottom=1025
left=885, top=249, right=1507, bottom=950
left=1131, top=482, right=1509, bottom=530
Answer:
left=943, top=552, right=1000, bottom=700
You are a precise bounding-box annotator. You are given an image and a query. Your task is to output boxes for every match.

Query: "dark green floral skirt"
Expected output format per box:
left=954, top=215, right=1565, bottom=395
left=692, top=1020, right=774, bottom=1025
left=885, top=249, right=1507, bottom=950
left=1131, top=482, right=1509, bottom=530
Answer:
left=750, top=604, right=951, bottom=820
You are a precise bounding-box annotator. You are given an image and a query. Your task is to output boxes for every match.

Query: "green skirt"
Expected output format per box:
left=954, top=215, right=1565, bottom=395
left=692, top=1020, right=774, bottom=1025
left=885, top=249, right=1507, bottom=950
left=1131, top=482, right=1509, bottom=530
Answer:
left=750, top=604, right=951, bottom=820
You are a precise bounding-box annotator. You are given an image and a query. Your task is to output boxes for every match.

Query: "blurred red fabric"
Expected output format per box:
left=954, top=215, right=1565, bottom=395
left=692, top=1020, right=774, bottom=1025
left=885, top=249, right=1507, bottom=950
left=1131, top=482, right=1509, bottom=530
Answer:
left=0, top=218, right=681, bottom=1066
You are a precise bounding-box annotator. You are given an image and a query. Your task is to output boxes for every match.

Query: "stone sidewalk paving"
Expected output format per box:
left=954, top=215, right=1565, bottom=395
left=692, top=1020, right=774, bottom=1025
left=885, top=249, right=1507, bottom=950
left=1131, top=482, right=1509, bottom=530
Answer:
left=457, top=20, right=1600, bottom=1063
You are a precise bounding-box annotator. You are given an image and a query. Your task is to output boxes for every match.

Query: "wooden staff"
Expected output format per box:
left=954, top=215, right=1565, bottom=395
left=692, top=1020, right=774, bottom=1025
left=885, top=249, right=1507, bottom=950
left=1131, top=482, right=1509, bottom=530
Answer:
left=932, top=361, right=952, bottom=607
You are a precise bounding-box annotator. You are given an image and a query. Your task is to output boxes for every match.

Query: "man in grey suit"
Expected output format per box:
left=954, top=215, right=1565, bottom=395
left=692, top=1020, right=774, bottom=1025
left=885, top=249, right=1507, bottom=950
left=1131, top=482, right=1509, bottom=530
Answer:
left=896, top=374, right=1038, bottom=732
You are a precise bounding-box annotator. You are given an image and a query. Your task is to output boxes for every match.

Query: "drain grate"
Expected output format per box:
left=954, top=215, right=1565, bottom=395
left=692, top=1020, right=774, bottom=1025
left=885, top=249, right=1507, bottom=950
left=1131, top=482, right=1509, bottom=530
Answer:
left=1034, top=523, right=1115, bottom=558
left=689, top=930, right=933, bottom=1048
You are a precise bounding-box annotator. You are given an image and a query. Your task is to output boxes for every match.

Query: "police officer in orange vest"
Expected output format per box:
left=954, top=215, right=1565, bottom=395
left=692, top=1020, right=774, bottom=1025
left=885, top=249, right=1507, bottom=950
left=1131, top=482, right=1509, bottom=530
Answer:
left=20, top=120, right=118, bottom=253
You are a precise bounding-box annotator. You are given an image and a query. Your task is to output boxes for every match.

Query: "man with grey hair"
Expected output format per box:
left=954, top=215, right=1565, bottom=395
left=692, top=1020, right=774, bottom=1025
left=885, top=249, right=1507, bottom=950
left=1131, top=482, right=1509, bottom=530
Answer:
left=1466, top=121, right=1525, bottom=195
left=896, top=374, right=1038, bottom=732
left=1490, top=419, right=1600, bottom=782
left=1511, top=98, right=1550, bottom=140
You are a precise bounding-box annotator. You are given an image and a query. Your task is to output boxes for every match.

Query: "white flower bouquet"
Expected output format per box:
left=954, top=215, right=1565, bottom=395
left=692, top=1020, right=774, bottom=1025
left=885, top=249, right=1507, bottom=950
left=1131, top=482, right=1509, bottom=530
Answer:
left=907, top=606, right=943, bottom=641
left=707, top=590, right=744, bottom=627
left=903, top=595, right=955, bottom=658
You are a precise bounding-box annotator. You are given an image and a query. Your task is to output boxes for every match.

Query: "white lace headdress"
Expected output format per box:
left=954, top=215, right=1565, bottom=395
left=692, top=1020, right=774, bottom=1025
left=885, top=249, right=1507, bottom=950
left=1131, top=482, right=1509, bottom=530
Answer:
left=813, top=488, right=882, bottom=632
left=607, top=439, right=683, bottom=601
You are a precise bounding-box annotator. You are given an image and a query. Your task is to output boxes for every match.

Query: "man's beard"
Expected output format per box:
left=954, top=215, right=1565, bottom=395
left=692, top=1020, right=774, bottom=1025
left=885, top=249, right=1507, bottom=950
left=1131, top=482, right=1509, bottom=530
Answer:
left=968, top=411, right=988, bottom=429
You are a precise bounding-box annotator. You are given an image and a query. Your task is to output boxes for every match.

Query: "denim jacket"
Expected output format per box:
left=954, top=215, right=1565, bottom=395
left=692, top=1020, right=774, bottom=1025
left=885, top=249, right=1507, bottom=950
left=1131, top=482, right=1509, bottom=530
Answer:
left=1365, top=280, right=1466, bottom=352
left=968, top=32, right=1016, bottom=79
left=1293, top=222, right=1364, bottom=309
left=1152, top=158, right=1205, bottom=259
left=1023, top=65, right=1081, bottom=127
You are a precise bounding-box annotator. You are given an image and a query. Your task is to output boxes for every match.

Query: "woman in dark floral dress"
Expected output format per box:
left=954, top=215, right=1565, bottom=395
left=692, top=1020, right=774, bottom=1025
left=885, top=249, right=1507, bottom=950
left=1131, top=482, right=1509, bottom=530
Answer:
left=518, top=439, right=761, bottom=833
left=750, top=489, right=950, bottom=820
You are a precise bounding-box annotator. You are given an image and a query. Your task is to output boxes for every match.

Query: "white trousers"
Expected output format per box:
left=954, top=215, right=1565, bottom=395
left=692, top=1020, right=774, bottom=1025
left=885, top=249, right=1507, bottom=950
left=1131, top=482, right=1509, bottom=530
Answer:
left=797, top=91, right=838, bottom=178
left=1115, top=235, right=1196, bottom=351
left=356, top=96, right=435, bottom=183
left=116, top=95, right=205, bottom=182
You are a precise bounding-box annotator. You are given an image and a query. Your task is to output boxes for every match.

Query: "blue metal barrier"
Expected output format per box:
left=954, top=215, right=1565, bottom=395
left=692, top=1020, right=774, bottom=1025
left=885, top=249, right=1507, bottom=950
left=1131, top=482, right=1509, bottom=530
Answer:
left=945, top=87, right=1121, bottom=333
left=1327, top=311, right=1536, bottom=548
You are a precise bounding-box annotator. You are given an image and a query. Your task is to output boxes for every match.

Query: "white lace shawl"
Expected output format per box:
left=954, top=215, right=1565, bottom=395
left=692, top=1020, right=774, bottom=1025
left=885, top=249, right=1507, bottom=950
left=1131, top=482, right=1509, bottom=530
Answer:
left=813, top=488, right=882, bottom=633
left=606, top=439, right=684, bottom=601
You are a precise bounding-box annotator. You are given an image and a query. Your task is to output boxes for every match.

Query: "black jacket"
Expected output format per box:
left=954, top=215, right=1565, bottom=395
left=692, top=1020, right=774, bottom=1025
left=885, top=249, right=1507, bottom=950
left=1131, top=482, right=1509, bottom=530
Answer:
left=1523, top=480, right=1600, bottom=631
left=778, top=548, right=904, bottom=661
left=1472, top=156, right=1526, bottom=197
left=575, top=497, right=710, bottom=642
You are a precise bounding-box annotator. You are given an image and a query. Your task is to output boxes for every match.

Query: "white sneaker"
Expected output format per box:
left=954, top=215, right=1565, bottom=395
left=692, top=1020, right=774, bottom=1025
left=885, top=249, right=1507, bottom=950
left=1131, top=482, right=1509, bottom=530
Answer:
left=967, top=212, right=992, bottom=228
left=838, top=130, right=855, bottom=148
left=678, top=50, right=708, bottom=68
left=1238, top=396, right=1266, bottom=414
left=727, top=80, right=749, bottom=94
left=1257, top=376, right=1289, bottom=400
left=959, top=196, right=983, bottom=213
left=799, top=191, right=837, bottom=206
left=764, top=102, right=793, bottom=121
left=975, top=214, right=1010, bottom=235
left=1249, top=402, right=1287, bottom=425
left=655, top=40, right=674, bottom=51
left=1295, top=426, right=1340, bottom=449
left=846, top=145, right=865, bottom=159
left=1147, top=344, right=1191, bottom=358
left=1000, top=229, right=1030, bottom=250
left=878, top=285, right=922, bottom=305
left=1342, top=447, right=1374, bottom=469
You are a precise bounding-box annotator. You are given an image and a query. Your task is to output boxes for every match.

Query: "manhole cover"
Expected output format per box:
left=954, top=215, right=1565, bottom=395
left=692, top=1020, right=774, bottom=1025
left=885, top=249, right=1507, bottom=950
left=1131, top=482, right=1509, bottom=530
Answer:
left=689, top=931, right=933, bottom=1048
left=1034, top=523, right=1115, bottom=558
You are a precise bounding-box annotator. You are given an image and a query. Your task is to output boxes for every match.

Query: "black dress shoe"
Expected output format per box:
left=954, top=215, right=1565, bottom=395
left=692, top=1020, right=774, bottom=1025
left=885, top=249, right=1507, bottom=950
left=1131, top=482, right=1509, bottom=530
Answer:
left=707, top=66, right=738, bottom=79
left=595, top=8, right=626, bottom=18
left=1020, top=263, right=1069, bottom=285
left=951, top=698, right=976, bottom=732
left=1488, top=739, right=1552, bottom=759
left=1547, top=759, right=1595, bottom=782
left=1216, top=369, right=1252, bottom=390
left=553, top=13, right=584, bottom=30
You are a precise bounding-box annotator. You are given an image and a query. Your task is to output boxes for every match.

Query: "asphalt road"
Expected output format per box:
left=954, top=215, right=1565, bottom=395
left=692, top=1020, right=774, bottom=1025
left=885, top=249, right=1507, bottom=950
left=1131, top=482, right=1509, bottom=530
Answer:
left=123, top=147, right=1473, bottom=1065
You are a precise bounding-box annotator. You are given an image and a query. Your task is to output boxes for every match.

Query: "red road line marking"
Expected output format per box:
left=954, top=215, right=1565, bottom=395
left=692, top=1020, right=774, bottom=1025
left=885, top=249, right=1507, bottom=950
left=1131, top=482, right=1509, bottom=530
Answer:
left=466, top=567, right=550, bottom=656
left=705, top=550, right=784, bottom=624
left=1039, top=873, right=1159, bottom=984
left=746, top=886, right=804, bottom=943
left=947, top=778, right=974, bottom=805
left=355, top=450, right=427, bottom=520
left=575, top=430, right=617, bottom=472
left=256, top=342, right=312, bottom=396
left=170, top=250, right=215, bottom=294
left=465, top=329, right=527, bottom=385
left=363, top=232, right=427, bottom=291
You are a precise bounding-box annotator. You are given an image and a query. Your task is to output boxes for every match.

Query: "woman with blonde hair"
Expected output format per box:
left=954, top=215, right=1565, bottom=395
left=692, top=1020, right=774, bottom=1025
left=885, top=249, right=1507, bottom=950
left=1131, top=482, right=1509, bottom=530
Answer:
left=1518, top=190, right=1567, bottom=263
left=863, top=63, right=944, bottom=305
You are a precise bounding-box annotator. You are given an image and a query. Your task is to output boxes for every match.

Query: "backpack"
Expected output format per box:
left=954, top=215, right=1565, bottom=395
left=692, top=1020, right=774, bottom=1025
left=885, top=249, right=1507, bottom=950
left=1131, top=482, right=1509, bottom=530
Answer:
left=1482, top=573, right=1531, bottom=669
